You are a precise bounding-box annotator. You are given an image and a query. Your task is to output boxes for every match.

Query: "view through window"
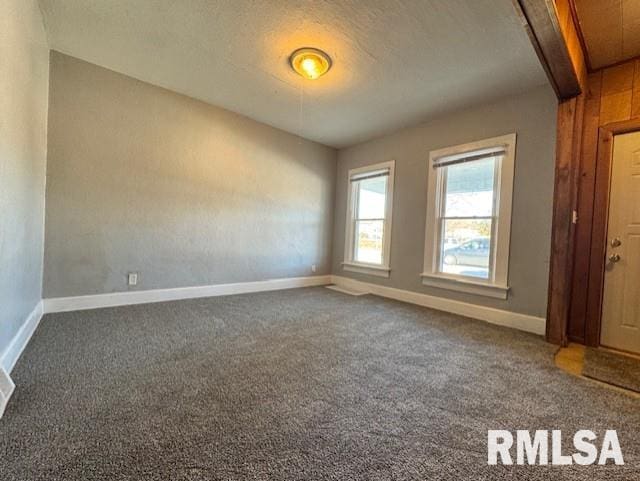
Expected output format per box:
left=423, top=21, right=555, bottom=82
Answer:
left=352, top=174, right=388, bottom=265
left=438, top=156, right=497, bottom=279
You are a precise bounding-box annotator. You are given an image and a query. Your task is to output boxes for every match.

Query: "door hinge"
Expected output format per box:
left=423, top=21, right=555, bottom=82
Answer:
left=572, top=210, right=578, bottom=224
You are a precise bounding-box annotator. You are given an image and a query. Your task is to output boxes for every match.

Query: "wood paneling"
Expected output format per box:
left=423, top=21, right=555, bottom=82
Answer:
left=532, top=1, right=640, bottom=346
left=600, top=91, right=634, bottom=125
left=545, top=2, right=640, bottom=346
left=567, top=58, right=640, bottom=346
left=599, top=62, right=635, bottom=124
left=568, top=72, right=602, bottom=343
left=573, top=0, right=640, bottom=69
left=547, top=96, right=583, bottom=345
left=632, top=60, right=640, bottom=118
left=601, top=62, right=635, bottom=94
left=583, top=128, right=613, bottom=346
left=545, top=0, right=589, bottom=345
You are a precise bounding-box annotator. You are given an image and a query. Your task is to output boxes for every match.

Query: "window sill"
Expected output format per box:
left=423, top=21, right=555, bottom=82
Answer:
left=420, top=272, right=509, bottom=299
left=342, top=262, right=390, bottom=278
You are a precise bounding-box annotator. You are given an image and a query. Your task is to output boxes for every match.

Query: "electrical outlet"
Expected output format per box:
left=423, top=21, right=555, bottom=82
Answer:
left=311, top=264, right=317, bottom=273
left=128, top=272, right=138, bottom=286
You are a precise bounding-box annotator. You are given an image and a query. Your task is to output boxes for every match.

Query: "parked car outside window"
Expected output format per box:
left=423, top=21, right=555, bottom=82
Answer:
left=443, top=237, right=490, bottom=267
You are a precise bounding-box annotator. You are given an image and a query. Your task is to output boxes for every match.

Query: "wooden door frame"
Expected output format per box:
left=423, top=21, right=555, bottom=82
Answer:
left=583, top=119, right=640, bottom=346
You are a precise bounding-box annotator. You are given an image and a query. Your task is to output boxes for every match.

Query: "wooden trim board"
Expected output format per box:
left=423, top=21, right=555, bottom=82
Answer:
left=514, top=0, right=582, bottom=99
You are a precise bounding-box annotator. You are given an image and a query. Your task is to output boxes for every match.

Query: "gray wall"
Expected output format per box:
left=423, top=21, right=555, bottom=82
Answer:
left=42, top=51, right=555, bottom=318
left=0, top=1, right=49, bottom=361
left=44, top=52, right=337, bottom=298
left=332, top=85, right=557, bottom=318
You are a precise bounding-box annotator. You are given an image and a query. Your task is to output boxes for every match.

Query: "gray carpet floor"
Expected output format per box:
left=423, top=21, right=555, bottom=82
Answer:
left=583, top=348, right=640, bottom=393
left=1, top=287, right=639, bottom=480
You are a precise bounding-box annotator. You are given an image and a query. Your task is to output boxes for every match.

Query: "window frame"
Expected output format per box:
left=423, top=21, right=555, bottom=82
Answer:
left=342, top=160, right=395, bottom=278
left=421, top=134, right=516, bottom=299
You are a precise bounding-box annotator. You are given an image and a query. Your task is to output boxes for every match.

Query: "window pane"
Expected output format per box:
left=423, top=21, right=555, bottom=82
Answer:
left=444, top=157, right=496, bottom=217
left=354, top=220, right=384, bottom=264
left=440, top=218, right=491, bottom=279
left=356, top=176, right=387, bottom=219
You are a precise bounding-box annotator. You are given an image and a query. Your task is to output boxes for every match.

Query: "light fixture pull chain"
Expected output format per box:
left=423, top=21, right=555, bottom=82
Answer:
left=298, top=82, right=304, bottom=140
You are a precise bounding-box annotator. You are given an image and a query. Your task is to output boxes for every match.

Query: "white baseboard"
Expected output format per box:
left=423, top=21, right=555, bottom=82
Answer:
left=0, top=301, right=44, bottom=374
left=0, top=366, right=15, bottom=419
left=325, top=284, right=368, bottom=296
left=330, top=276, right=546, bottom=336
left=43, top=275, right=333, bottom=314
left=0, top=301, right=43, bottom=419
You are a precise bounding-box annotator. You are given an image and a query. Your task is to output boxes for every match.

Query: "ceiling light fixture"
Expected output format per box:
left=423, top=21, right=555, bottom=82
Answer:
left=289, top=47, right=332, bottom=80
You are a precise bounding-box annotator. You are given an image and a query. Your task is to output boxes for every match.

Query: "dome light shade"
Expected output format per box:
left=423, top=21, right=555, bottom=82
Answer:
left=290, top=47, right=332, bottom=80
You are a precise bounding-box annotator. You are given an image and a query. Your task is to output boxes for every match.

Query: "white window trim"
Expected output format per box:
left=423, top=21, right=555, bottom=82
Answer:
left=342, top=160, right=395, bottom=278
left=420, top=134, right=516, bottom=299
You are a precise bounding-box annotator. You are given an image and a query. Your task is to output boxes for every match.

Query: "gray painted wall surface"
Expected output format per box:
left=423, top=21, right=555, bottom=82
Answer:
left=44, top=52, right=336, bottom=298
left=0, top=1, right=49, bottom=360
left=332, top=86, right=557, bottom=318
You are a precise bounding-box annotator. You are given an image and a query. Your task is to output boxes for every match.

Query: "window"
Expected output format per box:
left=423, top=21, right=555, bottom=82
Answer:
left=343, top=161, right=395, bottom=277
left=421, top=134, right=516, bottom=299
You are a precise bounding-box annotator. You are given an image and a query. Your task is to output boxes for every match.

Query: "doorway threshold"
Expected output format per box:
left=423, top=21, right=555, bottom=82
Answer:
left=555, top=344, right=640, bottom=398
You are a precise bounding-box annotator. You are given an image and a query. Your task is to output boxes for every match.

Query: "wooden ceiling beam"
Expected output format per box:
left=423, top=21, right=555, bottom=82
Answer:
left=513, top=0, right=582, bottom=99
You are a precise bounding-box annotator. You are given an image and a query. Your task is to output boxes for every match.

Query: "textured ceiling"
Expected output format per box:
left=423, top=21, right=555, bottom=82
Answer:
left=574, top=0, right=640, bottom=70
left=38, top=0, right=548, bottom=148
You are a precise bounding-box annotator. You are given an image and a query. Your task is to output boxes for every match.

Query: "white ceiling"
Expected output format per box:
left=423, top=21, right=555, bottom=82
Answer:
left=38, top=0, right=548, bottom=148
